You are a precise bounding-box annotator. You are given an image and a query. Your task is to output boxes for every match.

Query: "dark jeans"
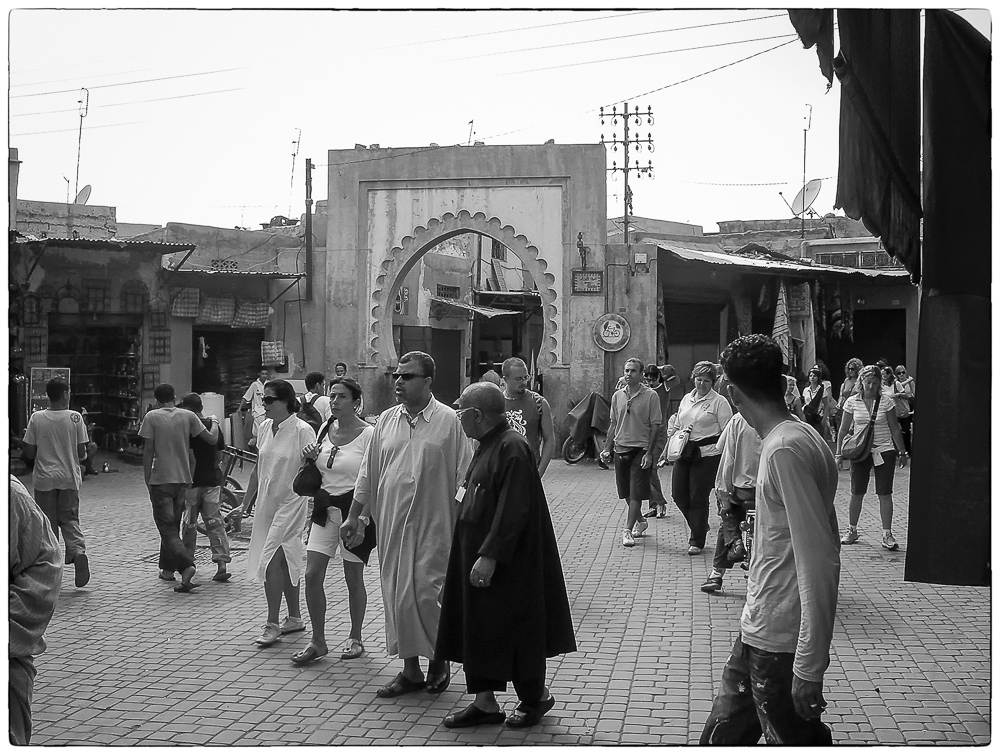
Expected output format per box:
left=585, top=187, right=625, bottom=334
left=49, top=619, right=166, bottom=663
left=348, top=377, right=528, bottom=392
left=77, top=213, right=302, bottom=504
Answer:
left=149, top=483, right=196, bottom=573
left=899, top=415, right=913, bottom=455
left=700, top=636, right=832, bottom=745
left=712, top=504, right=749, bottom=572
left=672, top=455, right=722, bottom=549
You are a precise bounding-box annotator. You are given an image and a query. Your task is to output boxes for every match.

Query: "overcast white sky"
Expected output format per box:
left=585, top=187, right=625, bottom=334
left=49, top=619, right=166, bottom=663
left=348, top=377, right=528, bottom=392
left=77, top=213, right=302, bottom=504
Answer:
left=8, top=5, right=992, bottom=234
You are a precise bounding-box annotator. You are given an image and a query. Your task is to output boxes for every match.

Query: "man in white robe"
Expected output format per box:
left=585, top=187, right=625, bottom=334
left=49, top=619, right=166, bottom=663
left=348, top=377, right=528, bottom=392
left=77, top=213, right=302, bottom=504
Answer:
left=343, top=351, right=471, bottom=698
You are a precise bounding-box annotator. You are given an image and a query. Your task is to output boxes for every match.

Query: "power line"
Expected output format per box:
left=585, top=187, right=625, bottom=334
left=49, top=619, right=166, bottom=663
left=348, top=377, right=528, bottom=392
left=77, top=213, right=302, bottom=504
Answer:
left=11, top=120, right=148, bottom=138
left=446, top=13, right=786, bottom=62
left=10, top=64, right=178, bottom=89
left=375, top=9, right=663, bottom=50
left=11, top=88, right=244, bottom=118
left=501, top=33, right=799, bottom=77
left=10, top=67, right=245, bottom=98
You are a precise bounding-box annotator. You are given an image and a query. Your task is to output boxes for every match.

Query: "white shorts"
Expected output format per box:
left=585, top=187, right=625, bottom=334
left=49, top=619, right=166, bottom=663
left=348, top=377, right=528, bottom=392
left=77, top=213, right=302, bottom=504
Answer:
left=305, top=507, right=362, bottom=564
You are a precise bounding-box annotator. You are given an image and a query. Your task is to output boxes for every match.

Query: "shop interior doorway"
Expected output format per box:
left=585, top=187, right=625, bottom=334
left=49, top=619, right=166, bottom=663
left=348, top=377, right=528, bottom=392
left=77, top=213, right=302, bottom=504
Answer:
left=191, top=327, right=266, bottom=414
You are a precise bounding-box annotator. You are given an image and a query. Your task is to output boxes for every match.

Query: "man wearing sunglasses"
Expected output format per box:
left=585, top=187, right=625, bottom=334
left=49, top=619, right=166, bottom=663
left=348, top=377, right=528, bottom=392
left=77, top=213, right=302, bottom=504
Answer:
left=342, top=351, right=472, bottom=700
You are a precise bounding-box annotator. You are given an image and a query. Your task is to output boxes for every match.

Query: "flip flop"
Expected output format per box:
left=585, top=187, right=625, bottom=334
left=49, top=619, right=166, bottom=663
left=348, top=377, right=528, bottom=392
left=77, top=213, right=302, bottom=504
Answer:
left=426, top=664, right=451, bottom=695
left=340, top=638, right=365, bottom=660
left=173, top=582, right=200, bottom=593
left=158, top=572, right=176, bottom=581
left=212, top=572, right=232, bottom=582
left=376, top=672, right=426, bottom=698
left=291, top=643, right=329, bottom=666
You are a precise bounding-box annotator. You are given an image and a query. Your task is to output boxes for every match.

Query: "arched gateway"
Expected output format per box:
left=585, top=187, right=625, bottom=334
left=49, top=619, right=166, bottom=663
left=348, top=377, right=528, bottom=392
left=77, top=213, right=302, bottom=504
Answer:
left=323, top=143, right=608, bottom=416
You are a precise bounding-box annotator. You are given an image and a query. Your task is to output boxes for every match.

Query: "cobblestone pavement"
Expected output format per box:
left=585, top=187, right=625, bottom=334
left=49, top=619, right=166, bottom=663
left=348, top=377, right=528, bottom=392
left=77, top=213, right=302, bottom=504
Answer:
left=23, top=451, right=990, bottom=746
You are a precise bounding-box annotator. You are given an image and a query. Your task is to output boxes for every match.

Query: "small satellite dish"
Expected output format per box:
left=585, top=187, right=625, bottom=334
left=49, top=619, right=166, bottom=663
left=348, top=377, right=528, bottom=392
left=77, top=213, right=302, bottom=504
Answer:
left=790, top=178, right=822, bottom=216
left=74, top=185, right=92, bottom=205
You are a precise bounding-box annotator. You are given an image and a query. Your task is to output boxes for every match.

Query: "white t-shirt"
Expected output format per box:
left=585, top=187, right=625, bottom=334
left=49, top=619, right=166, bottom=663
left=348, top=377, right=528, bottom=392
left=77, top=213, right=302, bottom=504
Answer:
left=24, top=409, right=89, bottom=491
left=242, top=380, right=266, bottom=418
left=317, top=423, right=374, bottom=496
left=741, top=419, right=840, bottom=683
left=843, top=393, right=895, bottom=453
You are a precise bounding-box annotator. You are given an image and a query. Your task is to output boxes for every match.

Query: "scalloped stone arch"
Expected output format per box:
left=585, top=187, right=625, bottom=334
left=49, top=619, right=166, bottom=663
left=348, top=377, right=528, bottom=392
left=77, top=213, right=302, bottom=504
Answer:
left=369, top=210, right=559, bottom=369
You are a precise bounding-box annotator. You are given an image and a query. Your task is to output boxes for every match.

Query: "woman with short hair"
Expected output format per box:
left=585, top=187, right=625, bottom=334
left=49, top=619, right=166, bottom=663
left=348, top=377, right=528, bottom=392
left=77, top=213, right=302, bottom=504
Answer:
left=835, top=365, right=908, bottom=550
left=245, top=379, right=317, bottom=647
left=659, top=361, right=733, bottom=554
left=292, top=378, right=377, bottom=665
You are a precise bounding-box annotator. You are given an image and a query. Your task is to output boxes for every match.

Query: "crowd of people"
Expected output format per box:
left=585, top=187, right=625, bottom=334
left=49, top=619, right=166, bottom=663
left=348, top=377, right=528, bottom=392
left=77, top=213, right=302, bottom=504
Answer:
left=10, top=342, right=915, bottom=743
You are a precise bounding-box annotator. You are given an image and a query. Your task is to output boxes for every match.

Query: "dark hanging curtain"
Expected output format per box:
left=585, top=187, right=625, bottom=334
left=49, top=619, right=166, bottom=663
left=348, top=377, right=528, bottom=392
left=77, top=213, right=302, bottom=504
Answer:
left=905, top=10, right=990, bottom=587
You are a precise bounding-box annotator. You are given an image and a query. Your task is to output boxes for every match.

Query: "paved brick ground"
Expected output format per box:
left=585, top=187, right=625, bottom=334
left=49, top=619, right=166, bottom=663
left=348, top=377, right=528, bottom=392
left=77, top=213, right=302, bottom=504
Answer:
left=22, top=450, right=990, bottom=745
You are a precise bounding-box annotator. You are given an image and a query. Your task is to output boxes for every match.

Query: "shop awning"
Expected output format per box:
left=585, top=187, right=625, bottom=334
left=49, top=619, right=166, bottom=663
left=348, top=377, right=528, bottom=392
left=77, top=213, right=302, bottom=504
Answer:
left=165, top=268, right=306, bottom=280
left=430, top=296, right=519, bottom=318
left=656, top=243, right=911, bottom=282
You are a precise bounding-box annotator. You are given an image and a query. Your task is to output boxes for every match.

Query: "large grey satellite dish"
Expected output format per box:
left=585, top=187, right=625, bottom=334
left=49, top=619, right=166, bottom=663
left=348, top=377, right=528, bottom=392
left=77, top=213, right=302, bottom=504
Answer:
left=74, top=185, right=92, bottom=205
left=790, top=178, right=821, bottom=216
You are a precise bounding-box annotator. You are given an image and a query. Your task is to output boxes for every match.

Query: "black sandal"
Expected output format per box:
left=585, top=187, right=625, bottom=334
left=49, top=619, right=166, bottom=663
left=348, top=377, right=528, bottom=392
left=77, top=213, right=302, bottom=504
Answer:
left=506, top=695, right=556, bottom=728
left=376, top=672, right=426, bottom=698
left=443, top=703, right=506, bottom=729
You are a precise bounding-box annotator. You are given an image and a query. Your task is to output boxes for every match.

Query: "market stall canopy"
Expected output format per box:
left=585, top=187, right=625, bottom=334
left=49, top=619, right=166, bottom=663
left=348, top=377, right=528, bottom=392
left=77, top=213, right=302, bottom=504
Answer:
left=429, top=296, right=519, bottom=319
left=656, top=243, right=911, bottom=283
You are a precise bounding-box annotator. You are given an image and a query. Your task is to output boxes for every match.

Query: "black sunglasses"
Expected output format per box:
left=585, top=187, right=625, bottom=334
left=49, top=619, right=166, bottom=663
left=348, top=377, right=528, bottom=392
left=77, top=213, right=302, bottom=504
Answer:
left=262, top=396, right=280, bottom=404
left=326, top=445, right=340, bottom=469
left=392, top=372, right=427, bottom=381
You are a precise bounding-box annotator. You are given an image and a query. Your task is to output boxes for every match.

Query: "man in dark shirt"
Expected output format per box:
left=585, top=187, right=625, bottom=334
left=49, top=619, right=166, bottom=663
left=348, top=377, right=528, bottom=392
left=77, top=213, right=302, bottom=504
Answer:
left=178, top=393, right=231, bottom=582
left=436, top=382, right=576, bottom=730
left=500, top=357, right=555, bottom=476
left=643, top=365, right=677, bottom=519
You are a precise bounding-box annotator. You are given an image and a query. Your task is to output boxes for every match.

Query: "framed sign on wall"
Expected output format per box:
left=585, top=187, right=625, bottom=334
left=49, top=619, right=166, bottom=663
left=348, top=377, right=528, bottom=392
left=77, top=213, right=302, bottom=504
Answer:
left=572, top=270, right=604, bottom=295
left=593, top=313, right=631, bottom=352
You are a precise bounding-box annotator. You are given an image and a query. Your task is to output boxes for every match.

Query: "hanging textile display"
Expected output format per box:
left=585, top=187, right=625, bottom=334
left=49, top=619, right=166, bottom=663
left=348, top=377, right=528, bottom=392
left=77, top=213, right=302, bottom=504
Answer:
left=232, top=299, right=272, bottom=329
left=195, top=295, right=237, bottom=325
left=261, top=341, right=285, bottom=365
left=771, top=280, right=791, bottom=367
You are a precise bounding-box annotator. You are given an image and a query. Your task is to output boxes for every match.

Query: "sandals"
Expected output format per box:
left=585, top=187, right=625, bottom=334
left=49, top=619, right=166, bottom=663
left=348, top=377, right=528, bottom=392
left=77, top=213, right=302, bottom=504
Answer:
left=443, top=703, right=506, bottom=729
left=506, top=695, right=556, bottom=728
left=376, top=672, right=426, bottom=698
left=212, top=572, right=232, bottom=582
left=340, top=638, right=365, bottom=660
left=426, top=663, right=451, bottom=694
left=291, top=642, right=329, bottom=666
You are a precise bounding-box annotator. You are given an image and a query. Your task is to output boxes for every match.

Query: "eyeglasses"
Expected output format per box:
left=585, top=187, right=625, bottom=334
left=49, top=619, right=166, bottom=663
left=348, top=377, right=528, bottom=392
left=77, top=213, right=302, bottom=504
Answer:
left=262, top=396, right=280, bottom=404
left=392, top=372, right=427, bottom=381
left=455, top=407, right=477, bottom=420
left=325, top=444, right=340, bottom=468
left=895, top=370, right=906, bottom=375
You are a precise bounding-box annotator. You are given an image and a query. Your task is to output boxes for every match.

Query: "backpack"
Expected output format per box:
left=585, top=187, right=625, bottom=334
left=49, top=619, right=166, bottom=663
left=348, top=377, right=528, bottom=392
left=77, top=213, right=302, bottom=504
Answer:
left=297, top=394, right=323, bottom=433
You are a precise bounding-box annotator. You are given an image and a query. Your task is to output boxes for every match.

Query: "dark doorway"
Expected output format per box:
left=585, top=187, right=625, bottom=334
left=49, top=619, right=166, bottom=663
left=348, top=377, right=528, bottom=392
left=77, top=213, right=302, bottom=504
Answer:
left=192, top=328, right=266, bottom=414
left=826, top=309, right=906, bottom=394
left=430, top=329, right=462, bottom=406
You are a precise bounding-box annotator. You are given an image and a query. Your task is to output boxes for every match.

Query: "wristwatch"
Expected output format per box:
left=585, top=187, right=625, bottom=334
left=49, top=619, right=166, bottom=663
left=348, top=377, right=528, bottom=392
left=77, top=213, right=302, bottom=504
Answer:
left=358, top=515, right=370, bottom=526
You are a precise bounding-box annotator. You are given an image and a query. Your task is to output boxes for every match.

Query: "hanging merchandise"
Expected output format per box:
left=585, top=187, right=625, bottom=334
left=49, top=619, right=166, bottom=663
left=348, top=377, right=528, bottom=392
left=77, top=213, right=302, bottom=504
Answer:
left=771, top=280, right=791, bottom=367
left=232, top=299, right=272, bottom=329
left=195, top=295, right=237, bottom=325
left=261, top=341, right=285, bottom=366
left=171, top=288, right=200, bottom=317
left=757, top=281, right=772, bottom=311
left=840, top=283, right=854, bottom=341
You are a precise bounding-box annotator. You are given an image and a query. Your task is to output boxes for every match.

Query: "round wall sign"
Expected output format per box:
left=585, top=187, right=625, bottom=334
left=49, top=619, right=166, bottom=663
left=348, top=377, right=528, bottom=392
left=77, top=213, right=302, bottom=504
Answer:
left=593, top=313, right=631, bottom=352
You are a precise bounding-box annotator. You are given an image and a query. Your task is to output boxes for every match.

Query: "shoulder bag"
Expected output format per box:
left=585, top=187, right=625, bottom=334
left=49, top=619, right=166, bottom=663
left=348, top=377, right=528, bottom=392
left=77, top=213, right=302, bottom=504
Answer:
left=840, top=392, right=881, bottom=462
left=292, top=420, right=333, bottom=496
left=665, top=401, right=709, bottom=463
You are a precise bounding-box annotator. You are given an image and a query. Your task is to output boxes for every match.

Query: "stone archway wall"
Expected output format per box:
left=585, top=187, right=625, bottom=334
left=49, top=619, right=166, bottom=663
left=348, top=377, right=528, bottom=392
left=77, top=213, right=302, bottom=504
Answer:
left=369, top=210, right=560, bottom=369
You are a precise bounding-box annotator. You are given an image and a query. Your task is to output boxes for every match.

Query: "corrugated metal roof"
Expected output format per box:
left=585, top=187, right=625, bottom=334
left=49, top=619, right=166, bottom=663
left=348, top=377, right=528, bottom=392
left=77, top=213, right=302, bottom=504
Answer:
left=430, top=296, right=518, bottom=318
left=167, top=267, right=304, bottom=280
left=657, top=243, right=912, bottom=282
left=15, top=236, right=196, bottom=253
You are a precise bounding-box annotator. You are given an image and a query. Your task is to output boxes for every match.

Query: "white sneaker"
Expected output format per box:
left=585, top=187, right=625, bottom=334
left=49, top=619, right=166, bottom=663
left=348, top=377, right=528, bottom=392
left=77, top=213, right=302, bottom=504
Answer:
left=279, top=616, right=306, bottom=634
left=622, top=528, right=636, bottom=547
left=688, top=545, right=703, bottom=555
left=632, top=520, right=649, bottom=537
left=255, top=622, right=281, bottom=647
left=657, top=504, right=667, bottom=518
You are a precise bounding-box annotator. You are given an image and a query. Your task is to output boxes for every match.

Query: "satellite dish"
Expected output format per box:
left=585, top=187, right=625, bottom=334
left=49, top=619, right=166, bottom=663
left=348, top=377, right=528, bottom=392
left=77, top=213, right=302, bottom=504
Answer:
left=790, top=178, right=822, bottom=216
left=74, top=185, right=92, bottom=205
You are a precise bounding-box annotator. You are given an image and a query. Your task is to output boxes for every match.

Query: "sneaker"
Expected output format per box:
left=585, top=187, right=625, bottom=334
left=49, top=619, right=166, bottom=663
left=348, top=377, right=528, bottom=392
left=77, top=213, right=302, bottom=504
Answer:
left=255, top=622, right=281, bottom=647
left=688, top=545, right=703, bottom=555
left=841, top=529, right=860, bottom=545
left=632, top=520, right=649, bottom=537
left=657, top=504, right=667, bottom=518
left=643, top=508, right=658, bottom=518
left=73, top=553, right=91, bottom=588
left=700, top=575, right=723, bottom=593
left=882, top=532, right=899, bottom=551
left=279, top=616, right=306, bottom=635
left=622, top=529, right=636, bottom=548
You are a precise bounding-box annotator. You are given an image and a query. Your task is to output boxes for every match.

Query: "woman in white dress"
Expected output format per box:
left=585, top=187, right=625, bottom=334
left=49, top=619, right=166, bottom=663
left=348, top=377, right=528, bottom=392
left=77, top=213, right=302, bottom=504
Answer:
left=291, top=378, right=376, bottom=666
left=245, top=379, right=317, bottom=647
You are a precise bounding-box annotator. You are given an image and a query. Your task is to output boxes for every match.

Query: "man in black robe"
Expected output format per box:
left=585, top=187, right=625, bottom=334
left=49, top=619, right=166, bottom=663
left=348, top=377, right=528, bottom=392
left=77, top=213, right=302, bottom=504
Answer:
left=436, top=382, right=577, bottom=729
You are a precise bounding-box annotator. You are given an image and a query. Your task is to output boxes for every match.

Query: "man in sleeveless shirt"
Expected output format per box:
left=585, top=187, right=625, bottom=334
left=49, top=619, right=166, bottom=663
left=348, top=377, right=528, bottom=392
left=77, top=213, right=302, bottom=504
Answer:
left=500, top=358, right=555, bottom=477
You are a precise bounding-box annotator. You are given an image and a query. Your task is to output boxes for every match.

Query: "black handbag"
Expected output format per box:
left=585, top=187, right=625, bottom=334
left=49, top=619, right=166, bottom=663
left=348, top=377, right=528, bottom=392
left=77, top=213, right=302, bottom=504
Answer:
left=292, top=459, right=322, bottom=496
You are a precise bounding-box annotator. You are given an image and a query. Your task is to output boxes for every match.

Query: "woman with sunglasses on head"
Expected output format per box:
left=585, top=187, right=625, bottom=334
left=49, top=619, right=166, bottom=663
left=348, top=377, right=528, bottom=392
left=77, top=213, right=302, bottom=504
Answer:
left=245, top=380, right=318, bottom=648
left=880, top=365, right=913, bottom=456
left=894, top=365, right=915, bottom=454
left=291, top=378, right=376, bottom=665
left=835, top=365, right=908, bottom=551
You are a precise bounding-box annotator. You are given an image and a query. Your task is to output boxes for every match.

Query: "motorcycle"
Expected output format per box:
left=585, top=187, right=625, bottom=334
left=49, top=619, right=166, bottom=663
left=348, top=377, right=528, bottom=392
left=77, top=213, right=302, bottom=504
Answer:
left=562, top=392, right=611, bottom=467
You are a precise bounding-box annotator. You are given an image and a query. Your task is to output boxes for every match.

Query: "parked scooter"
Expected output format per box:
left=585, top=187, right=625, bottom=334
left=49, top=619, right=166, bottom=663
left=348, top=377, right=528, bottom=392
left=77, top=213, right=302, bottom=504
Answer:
left=562, top=392, right=611, bottom=467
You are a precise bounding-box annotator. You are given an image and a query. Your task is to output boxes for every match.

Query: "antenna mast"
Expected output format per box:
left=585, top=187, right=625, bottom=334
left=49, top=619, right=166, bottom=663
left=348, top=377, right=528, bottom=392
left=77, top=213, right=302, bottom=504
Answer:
left=801, top=104, right=812, bottom=240
left=289, top=128, right=301, bottom=217
left=75, top=88, right=89, bottom=199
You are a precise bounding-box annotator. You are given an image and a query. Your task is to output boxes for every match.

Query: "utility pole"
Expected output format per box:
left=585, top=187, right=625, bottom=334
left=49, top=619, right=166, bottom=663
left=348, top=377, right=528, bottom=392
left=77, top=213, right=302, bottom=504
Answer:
left=75, top=88, right=89, bottom=199
left=801, top=104, right=812, bottom=240
left=601, top=102, right=654, bottom=246
left=304, top=158, right=313, bottom=301
left=289, top=128, right=301, bottom=217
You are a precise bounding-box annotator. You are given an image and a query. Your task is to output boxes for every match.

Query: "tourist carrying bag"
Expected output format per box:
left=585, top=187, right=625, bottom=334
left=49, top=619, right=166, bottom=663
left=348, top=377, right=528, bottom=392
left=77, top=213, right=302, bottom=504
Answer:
left=665, top=402, right=708, bottom=463
left=292, top=420, right=332, bottom=496
left=840, top=392, right=881, bottom=462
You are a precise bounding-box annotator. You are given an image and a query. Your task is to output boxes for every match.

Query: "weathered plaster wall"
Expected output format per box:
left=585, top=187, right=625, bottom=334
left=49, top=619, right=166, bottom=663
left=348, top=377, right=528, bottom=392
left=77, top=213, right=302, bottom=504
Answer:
left=16, top=200, right=118, bottom=239
left=709, top=216, right=873, bottom=257
left=603, top=242, right=659, bottom=399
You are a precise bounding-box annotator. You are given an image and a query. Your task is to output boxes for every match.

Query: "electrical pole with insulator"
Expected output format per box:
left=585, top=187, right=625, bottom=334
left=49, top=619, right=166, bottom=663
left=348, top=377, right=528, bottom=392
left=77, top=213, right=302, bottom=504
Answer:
left=600, top=102, right=654, bottom=247
left=304, top=158, right=313, bottom=301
